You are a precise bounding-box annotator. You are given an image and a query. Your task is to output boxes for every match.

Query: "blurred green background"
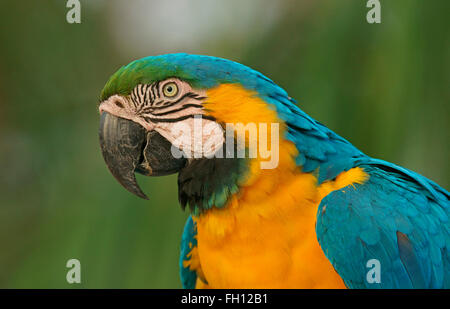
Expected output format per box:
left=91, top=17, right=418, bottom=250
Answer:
left=0, top=0, right=448, bottom=288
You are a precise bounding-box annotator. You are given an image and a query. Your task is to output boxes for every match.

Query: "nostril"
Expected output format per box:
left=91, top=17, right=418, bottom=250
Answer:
left=114, top=100, right=124, bottom=108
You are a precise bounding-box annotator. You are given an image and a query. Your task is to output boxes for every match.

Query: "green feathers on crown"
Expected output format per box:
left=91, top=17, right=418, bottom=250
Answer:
left=101, top=56, right=195, bottom=101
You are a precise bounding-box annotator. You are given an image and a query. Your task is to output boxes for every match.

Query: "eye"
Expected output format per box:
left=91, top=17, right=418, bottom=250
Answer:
left=162, top=82, right=178, bottom=98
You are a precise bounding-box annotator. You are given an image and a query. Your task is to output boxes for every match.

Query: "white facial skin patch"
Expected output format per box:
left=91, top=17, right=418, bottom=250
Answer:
left=157, top=117, right=225, bottom=159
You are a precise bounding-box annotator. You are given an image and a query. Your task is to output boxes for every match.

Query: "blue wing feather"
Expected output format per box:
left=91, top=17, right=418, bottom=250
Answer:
left=179, top=216, right=198, bottom=289
left=316, top=165, right=450, bottom=288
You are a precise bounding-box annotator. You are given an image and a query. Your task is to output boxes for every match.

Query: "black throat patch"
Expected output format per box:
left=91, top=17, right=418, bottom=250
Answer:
left=177, top=142, right=250, bottom=215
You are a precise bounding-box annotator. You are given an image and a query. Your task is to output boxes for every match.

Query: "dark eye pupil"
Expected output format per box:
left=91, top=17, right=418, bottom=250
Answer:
left=167, top=86, right=172, bottom=92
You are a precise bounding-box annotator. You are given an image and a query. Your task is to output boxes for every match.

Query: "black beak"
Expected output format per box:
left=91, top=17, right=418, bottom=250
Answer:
left=99, top=112, right=187, bottom=200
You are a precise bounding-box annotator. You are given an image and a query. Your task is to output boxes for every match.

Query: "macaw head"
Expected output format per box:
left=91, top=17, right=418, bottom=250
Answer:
left=98, top=53, right=352, bottom=214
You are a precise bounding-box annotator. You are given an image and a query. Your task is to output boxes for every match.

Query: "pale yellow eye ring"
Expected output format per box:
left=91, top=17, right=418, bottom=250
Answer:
left=162, top=82, right=178, bottom=97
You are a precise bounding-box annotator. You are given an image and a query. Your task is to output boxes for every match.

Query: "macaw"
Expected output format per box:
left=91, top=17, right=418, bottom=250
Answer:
left=98, top=53, right=449, bottom=289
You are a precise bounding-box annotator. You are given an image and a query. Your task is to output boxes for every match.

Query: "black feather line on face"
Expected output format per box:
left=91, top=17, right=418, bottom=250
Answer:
left=150, top=104, right=203, bottom=116
left=131, top=87, right=139, bottom=107
left=143, top=114, right=216, bottom=123
left=150, top=82, right=158, bottom=103
left=130, top=94, right=137, bottom=108
left=155, top=81, right=161, bottom=97
left=138, top=84, right=144, bottom=98
left=143, top=85, right=149, bottom=106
